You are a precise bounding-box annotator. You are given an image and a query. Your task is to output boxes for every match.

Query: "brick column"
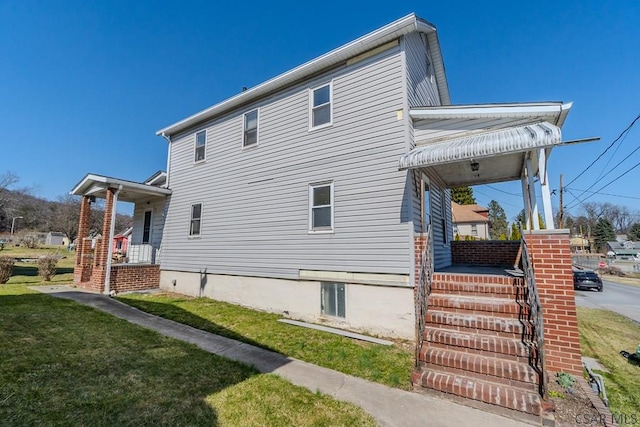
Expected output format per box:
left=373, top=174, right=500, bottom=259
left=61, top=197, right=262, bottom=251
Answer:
left=524, top=230, right=582, bottom=375
left=90, top=188, right=116, bottom=292
left=73, top=196, right=92, bottom=286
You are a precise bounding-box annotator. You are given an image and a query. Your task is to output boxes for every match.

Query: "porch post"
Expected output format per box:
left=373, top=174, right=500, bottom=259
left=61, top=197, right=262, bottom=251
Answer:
left=525, top=158, right=540, bottom=230
left=73, top=196, right=92, bottom=286
left=538, top=149, right=555, bottom=230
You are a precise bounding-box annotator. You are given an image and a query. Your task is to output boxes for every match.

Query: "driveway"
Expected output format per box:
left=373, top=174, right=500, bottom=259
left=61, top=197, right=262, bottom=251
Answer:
left=574, top=279, right=640, bottom=323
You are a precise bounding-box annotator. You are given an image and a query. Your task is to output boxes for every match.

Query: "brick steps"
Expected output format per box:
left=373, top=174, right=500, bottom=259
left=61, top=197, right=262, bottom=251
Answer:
left=413, top=369, right=541, bottom=415
left=419, top=347, right=539, bottom=391
left=414, top=272, right=543, bottom=416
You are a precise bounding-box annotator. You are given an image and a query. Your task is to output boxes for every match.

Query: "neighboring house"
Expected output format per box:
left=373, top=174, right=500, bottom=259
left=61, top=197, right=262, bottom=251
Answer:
left=451, top=202, right=489, bottom=239
left=45, top=231, right=65, bottom=246
left=607, top=240, right=640, bottom=260
left=71, top=14, right=586, bottom=416
left=112, top=227, right=132, bottom=255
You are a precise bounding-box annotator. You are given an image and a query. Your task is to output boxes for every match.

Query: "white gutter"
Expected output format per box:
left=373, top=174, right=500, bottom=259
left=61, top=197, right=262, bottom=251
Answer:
left=156, top=13, right=445, bottom=137
left=161, top=132, right=172, bottom=188
left=410, top=102, right=573, bottom=121
left=104, top=185, right=122, bottom=296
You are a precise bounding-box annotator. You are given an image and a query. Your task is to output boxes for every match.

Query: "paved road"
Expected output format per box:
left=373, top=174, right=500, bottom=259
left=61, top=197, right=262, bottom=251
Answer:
left=574, top=279, right=640, bottom=323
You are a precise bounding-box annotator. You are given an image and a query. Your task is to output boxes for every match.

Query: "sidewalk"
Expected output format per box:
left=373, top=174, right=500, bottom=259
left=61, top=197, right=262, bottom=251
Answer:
left=34, top=285, right=532, bottom=427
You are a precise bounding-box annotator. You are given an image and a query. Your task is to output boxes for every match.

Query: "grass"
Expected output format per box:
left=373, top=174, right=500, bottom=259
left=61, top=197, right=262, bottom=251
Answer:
left=1, top=245, right=74, bottom=286
left=0, top=283, right=376, bottom=426
left=117, top=293, right=414, bottom=389
left=578, top=307, right=640, bottom=416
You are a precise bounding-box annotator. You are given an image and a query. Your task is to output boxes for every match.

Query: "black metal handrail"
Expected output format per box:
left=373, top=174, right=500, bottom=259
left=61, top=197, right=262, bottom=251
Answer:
left=415, top=224, right=434, bottom=367
left=520, top=230, right=547, bottom=398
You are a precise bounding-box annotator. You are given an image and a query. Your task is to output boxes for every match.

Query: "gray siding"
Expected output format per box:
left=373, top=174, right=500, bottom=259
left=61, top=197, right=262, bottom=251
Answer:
left=161, top=46, right=412, bottom=279
left=405, top=32, right=440, bottom=108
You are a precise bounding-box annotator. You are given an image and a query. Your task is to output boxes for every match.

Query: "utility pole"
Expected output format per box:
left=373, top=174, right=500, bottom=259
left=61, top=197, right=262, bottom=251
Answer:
left=559, top=174, right=564, bottom=229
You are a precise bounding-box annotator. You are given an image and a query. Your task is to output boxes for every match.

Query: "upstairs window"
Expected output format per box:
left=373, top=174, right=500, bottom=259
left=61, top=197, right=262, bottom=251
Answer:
left=310, top=83, right=332, bottom=129
left=309, top=182, right=334, bottom=232
left=195, top=130, right=206, bottom=162
left=243, top=109, right=259, bottom=147
left=189, top=203, right=202, bottom=237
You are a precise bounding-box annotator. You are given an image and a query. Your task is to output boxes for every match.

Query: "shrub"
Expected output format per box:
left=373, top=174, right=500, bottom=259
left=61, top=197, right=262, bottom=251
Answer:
left=37, top=256, right=58, bottom=281
left=0, top=256, right=15, bottom=284
left=17, top=233, right=40, bottom=249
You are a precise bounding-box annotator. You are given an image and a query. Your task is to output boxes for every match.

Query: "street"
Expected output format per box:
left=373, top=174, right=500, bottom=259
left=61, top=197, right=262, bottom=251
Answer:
left=574, top=279, right=640, bottom=323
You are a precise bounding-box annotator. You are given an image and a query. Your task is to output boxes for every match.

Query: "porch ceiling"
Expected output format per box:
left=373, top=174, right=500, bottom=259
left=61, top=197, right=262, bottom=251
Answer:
left=70, top=173, right=171, bottom=203
left=398, top=122, right=561, bottom=186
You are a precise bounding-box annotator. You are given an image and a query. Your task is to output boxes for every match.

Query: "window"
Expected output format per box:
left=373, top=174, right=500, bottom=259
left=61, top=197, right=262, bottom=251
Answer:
left=471, top=224, right=478, bottom=236
left=195, top=130, right=206, bottom=162
left=189, top=203, right=202, bottom=237
left=421, top=176, right=431, bottom=233
left=142, top=210, right=152, bottom=244
left=309, top=182, right=334, bottom=232
left=243, top=109, right=258, bottom=147
left=310, top=83, right=332, bottom=129
left=321, top=282, right=345, bottom=318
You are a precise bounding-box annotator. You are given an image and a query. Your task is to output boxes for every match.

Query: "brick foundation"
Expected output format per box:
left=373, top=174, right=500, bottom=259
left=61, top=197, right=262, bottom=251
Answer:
left=451, top=240, right=521, bottom=267
left=524, top=230, right=582, bottom=375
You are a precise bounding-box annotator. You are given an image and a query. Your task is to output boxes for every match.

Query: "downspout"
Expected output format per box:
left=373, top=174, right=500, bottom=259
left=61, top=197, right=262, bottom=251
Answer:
left=161, top=132, right=172, bottom=188
left=104, top=184, right=123, bottom=296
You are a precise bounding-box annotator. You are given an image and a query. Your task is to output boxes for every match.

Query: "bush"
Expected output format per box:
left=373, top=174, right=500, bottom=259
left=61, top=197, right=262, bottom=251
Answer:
left=17, top=233, right=40, bottom=249
left=600, top=266, right=626, bottom=277
left=37, top=256, right=58, bottom=281
left=0, top=256, right=15, bottom=284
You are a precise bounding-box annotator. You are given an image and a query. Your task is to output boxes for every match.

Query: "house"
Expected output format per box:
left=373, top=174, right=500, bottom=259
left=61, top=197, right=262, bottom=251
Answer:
left=607, top=240, right=640, bottom=260
left=71, top=14, right=586, bottom=416
left=112, top=227, right=132, bottom=255
left=451, top=202, right=490, bottom=239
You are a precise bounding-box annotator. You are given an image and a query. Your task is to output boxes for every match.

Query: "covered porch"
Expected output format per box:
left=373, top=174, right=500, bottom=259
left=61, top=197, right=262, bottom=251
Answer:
left=70, top=173, right=171, bottom=295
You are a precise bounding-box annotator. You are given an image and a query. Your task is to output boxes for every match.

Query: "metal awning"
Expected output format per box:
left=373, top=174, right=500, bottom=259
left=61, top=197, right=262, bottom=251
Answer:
left=399, top=122, right=561, bottom=170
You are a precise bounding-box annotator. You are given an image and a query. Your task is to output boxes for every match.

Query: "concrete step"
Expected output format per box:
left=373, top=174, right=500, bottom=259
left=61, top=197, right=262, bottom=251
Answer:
left=419, top=347, right=540, bottom=391
left=412, top=369, right=542, bottom=415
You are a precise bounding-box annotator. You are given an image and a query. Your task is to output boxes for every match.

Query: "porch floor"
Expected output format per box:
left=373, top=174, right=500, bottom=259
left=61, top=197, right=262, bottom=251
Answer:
left=436, top=264, right=524, bottom=277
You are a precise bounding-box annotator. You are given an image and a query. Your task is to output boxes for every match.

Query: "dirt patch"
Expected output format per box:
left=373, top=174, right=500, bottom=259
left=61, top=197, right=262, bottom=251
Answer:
left=549, top=379, right=602, bottom=426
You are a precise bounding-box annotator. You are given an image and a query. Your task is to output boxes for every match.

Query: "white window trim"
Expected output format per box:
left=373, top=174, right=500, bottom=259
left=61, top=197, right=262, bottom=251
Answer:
left=194, top=130, right=207, bottom=164
left=308, top=82, right=333, bottom=131
left=188, top=202, right=203, bottom=238
left=242, top=108, right=260, bottom=149
left=308, top=181, right=334, bottom=234
left=142, top=209, right=153, bottom=244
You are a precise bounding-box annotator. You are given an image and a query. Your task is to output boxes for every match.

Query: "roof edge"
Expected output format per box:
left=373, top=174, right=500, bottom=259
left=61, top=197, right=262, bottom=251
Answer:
left=157, top=13, right=442, bottom=137
left=410, top=102, right=573, bottom=124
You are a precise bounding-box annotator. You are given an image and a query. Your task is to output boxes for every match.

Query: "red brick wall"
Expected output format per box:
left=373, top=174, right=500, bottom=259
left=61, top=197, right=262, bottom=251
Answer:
left=451, top=241, right=521, bottom=267
left=414, top=236, right=426, bottom=287
left=110, top=264, right=160, bottom=293
left=524, top=231, right=582, bottom=375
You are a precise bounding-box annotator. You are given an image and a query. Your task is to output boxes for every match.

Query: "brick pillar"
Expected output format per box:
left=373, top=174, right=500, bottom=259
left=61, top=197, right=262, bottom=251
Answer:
left=524, top=230, right=582, bottom=375
left=91, top=188, right=116, bottom=292
left=73, top=196, right=92, bottom=286
left=414, top=235, right=426, bottom=287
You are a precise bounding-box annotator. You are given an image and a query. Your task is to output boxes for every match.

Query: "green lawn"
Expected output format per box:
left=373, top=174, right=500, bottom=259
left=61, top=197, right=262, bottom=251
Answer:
left=0, top=283, right=376, bottom=426
left=117, top=293, right=414, bottom=389
left=578, top=307, right=640, bottom=417
left=1, top=245, right=75, bottom=286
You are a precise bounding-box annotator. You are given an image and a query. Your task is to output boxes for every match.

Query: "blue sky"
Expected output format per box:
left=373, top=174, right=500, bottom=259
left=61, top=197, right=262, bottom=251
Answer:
left=1, top=1, right=638, bottom=223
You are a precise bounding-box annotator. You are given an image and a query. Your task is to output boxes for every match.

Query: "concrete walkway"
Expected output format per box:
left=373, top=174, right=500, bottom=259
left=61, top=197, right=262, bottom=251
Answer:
left=34, top=285, right=532, bottom=427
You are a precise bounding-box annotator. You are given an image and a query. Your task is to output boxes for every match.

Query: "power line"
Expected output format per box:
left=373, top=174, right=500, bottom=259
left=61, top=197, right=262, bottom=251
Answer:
left=566, top=158, right=640, bottom=210
left=485, top=184, right=522, bottom=197
left=564, top=114, right=640, bottom=189
left=566, top=187, right=640, bottom=201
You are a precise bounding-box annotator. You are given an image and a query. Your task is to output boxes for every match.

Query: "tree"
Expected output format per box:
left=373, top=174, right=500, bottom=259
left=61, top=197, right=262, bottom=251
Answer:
left=628, top=223, right=640, bottom=241
left=593, top=218, right=616, bottom=253
left=515, top=209, right=545, bottom=230
left=451, top=187, right=476, bottom=205
left=488, top=200, right=508, bottom=240
left=509, top=223, right=521, bottom=241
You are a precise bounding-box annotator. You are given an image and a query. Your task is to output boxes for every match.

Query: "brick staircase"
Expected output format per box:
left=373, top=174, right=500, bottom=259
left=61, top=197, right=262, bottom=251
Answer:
left=412, top=272, right=544, bottom=416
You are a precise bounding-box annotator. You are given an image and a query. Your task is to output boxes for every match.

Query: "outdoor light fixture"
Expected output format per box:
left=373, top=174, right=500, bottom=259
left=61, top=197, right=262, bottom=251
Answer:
left=470, top=161, right=480, bottom=172
left=88, top=195, right=96, bottom=204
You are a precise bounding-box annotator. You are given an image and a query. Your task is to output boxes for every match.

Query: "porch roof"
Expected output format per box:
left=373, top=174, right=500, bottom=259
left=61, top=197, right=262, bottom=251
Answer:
left=398, top=122, right=562, bottom=187
left=70, top=173, right=172, bottom=203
